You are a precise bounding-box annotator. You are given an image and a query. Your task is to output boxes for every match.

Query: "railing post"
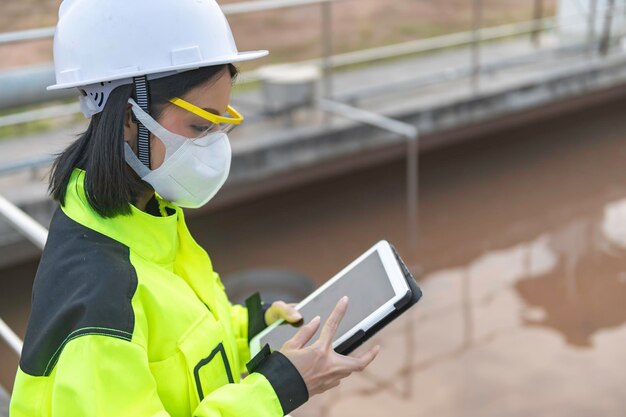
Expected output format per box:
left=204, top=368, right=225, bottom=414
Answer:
left=599, top=0, right=616, bottom=55
left=587, top=0, right=599, bottom=57
left=406, top=129, right=419, bottom=259
left=531, top=0, right=544, bottom=47
left=321, top=0, right=333, bottom=100
left=470, top=0, right=483, bottom=93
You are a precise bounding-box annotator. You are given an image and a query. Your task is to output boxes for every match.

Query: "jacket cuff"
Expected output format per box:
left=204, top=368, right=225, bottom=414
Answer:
left=247, top=344, right=309, bottom=415
left=246, top=292, right=269, bottom=342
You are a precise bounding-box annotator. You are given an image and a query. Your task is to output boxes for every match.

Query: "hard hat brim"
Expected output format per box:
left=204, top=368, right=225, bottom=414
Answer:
left=47, top=50, right=269, bottom=91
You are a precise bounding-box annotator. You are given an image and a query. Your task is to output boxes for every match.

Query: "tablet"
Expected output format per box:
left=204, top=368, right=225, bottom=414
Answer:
left=249, top=240, right=421, bottom=356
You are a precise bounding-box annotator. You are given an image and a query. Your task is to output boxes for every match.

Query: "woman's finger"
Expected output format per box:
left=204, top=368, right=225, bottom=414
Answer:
left=279, top=303, right=303, bottom=323
left=318, top=296, right=349, bottom=349
left=282, top=316, right=321, bottom=350
left=341, top=344, right=380, bottom=372
left=265, top=301, right=301, bottom=325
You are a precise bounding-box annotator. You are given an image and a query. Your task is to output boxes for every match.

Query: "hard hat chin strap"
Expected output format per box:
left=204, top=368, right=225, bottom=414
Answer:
left=132, top=76, right=152, bottom=169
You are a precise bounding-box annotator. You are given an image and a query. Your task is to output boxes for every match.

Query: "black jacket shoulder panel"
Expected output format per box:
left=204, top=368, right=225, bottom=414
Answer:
left=19, top=207, right=139, bottom=376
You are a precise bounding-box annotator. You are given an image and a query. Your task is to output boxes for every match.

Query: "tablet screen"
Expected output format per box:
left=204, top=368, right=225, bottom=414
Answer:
left=258, top=251, right=396, bottom=350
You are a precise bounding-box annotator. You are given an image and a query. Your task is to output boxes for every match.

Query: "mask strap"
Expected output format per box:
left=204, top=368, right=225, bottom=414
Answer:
left=132, top=76, right=152, bottom=169
left=123, top=142, right=151, bottom=178
left=127, top=98, right=189, bottom=153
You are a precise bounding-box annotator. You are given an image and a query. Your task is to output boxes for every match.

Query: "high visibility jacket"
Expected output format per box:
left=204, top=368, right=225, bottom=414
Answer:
left=10, top=169, right=308, bottom=417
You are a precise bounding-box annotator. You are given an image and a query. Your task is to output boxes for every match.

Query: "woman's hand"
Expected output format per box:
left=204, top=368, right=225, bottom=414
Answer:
left=279, top=296, right=380, bottom=397
left=265, top=301, right=303, bottom=326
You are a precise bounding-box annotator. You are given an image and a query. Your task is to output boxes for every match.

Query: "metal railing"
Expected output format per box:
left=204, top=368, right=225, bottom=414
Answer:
left=0, top=194, right=48, bottom=250
left=0, top=0, right=343, bottom=46
left=2, top=0, right=622, bottom=118
left=0, top=15, right=606, bottom=124
left=318, top=99, right=419, bottom=255
left=0, top=193, right=46, bottom=360
left=0, top=181, right=49, bottom=357
left=0, top=317, right=23, bottom=356
left=0, top=0, right=625, bottom=375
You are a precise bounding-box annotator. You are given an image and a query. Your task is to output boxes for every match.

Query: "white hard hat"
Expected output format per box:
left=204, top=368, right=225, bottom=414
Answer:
left=47, top=0, right=268, bottom=91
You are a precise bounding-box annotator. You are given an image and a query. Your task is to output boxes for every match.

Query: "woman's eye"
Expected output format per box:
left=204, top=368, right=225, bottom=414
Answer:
left=191, top=124, right=211, bottom=133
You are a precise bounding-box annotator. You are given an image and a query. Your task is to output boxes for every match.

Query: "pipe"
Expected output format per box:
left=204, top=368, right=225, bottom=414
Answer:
left=0, top=66, right=75, bottom=111
left=0, top=193, right=48, bottom=250
left=0, top=317, right=23, bottom=356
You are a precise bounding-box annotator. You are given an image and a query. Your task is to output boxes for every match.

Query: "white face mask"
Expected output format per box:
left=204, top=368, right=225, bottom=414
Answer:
left=125, top=98, right=232, bottom=209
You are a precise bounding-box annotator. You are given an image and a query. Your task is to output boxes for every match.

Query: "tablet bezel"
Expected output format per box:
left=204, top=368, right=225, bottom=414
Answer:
left=249, top=240, right=410, bottom=356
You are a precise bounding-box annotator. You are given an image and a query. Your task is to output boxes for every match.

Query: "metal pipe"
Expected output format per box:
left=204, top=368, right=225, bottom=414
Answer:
left=222, top=0, right=336, bottom=14
left=0, top=193, right=48, bottom=250
left=406, top=128, right=419, bottom=257
left=0, top=155, right=55, bottom=176
left=0, top=27, right=55, bottom=45
left=0, top=65, right=75, bottom=111
left=317, top=99, right=417, bottom=139
left=0, top=102, right=80, bottom=127
left=0, top=317, right=23, bottom=356
left=461, top=269, right=473, bottom=348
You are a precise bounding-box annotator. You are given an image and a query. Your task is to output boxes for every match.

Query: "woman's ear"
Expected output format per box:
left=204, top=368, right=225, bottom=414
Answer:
left=123, top=104, right=137, bottom=151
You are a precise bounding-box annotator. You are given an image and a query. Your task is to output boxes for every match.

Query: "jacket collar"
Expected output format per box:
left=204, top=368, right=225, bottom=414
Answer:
left=61, top=169, right=180, bottom=265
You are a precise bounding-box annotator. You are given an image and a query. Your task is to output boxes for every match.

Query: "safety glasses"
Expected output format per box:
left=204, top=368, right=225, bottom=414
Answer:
left=169, top=97, right=243, bottom=135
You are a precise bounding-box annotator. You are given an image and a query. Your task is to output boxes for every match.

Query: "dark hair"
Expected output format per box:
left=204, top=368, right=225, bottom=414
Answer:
left=49, top=64, right=239, bottom=218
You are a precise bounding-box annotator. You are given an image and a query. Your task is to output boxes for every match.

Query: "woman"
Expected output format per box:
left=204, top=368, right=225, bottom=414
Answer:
left=9, top=0, right=379, bottom=416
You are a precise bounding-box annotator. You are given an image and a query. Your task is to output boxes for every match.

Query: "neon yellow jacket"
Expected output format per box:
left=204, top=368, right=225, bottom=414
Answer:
left=10, top=169, right=308, bottom=417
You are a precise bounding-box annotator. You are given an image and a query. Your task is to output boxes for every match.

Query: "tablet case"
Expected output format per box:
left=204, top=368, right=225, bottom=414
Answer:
left=334, top=244, right=422, bottom=355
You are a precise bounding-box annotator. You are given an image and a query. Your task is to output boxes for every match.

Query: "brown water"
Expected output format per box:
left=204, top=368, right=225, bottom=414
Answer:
left=3, top=95, right=626, bottom=415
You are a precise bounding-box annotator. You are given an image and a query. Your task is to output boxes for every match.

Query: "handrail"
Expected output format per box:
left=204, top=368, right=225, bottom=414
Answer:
left=0, top=193, right=46, bottom=360
left=316, top=16, right=557, bottom=69
left=0, top=194, right=48, bottom=250
left=0, top=27, right=55, bottom=45
left=0, top=317, right=23, bottom=356
left=0, top=155, right=56, bottom=176
left=0, top=102, right=79, bottom=128
left=221, top=0, right=338, bottom=14
left=0, top=0, right=608, bottom=46
left=255, top=6, right=619, bottom=74
left=0, top=0, right=344, bottom=45
left=0, top=15, right=589, bottom=127
left=335, top=41, right=601, bottom=103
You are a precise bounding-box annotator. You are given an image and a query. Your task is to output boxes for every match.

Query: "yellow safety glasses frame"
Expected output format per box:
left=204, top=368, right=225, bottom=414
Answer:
left=169, top=97, right=243, bottom=134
